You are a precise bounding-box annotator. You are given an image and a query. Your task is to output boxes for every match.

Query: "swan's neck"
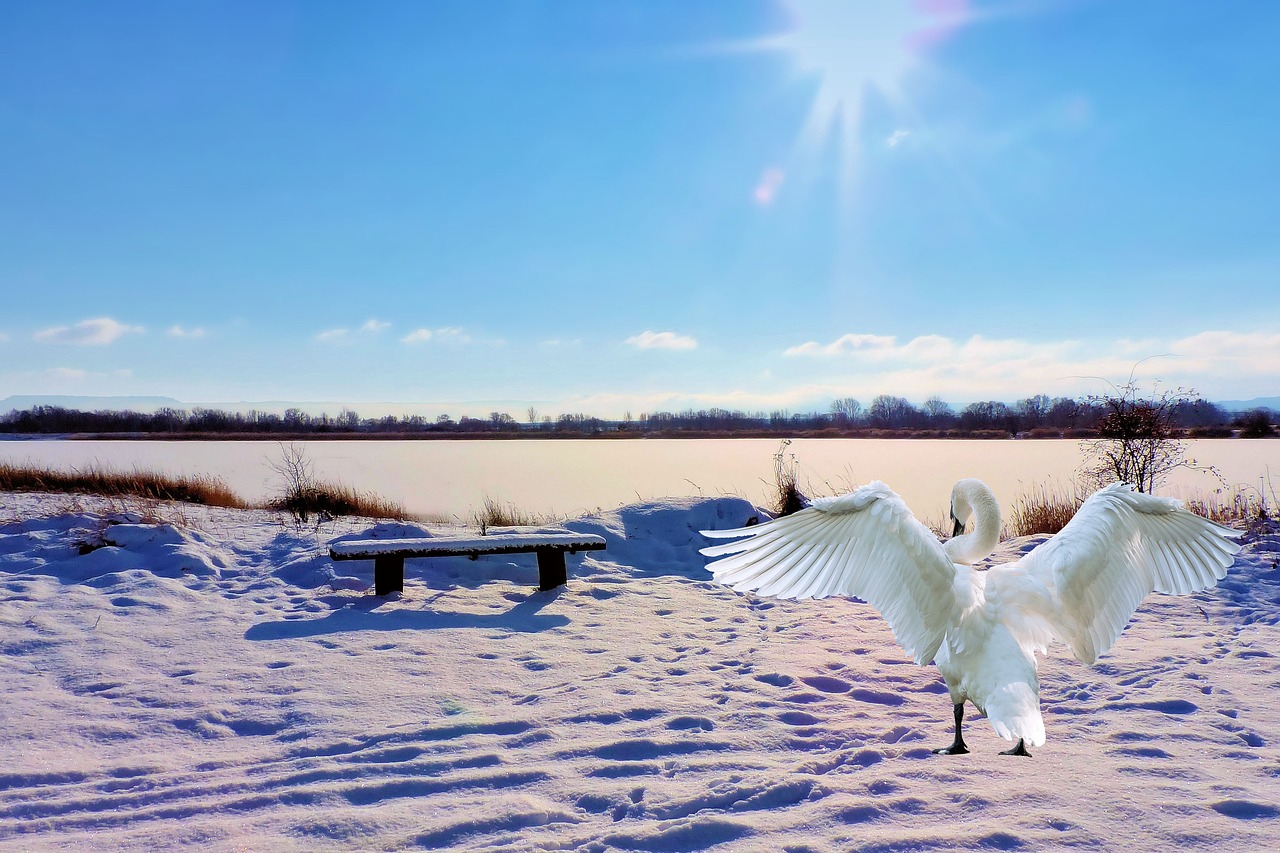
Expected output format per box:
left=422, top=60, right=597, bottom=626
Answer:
left=943, top=486, right=1001, bottom=565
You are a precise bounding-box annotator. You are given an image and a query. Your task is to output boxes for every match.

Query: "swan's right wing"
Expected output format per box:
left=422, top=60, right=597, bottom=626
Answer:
left=700, top=481, right=958, bottom=665
left=1016, top=482, right=1241, bottom=665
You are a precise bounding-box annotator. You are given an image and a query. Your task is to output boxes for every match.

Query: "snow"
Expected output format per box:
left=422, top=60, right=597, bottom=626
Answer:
left=1, top=491, right=1277, bottom=851
left=329, top=534, right=608, bottom=559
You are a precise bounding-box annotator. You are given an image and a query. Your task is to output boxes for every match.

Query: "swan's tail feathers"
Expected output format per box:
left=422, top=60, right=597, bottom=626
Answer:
left=984, top=682, right=1047, bottom=748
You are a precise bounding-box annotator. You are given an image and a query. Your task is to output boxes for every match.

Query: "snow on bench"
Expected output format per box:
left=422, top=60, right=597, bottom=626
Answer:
left=329, top=533, right=608, bottom=595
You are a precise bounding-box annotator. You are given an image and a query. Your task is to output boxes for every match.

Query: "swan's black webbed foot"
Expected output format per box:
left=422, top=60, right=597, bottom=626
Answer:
left=932, top=742, right=970, bottom=755
left=999, top=739, right=1031, bottom=757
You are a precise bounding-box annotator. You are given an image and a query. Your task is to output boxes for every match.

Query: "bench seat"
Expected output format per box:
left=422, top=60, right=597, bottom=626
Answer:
left=329, top=533, right=607, bottom=594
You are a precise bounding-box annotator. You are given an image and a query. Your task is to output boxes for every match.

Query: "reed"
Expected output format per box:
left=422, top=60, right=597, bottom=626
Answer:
left=265, top=481, right=412, bottom=522
left=0, top=461, right=247, bottom=508
left=471, top=495, right=548, bottom=533
left=1005, top=484, right=1083, bottom=537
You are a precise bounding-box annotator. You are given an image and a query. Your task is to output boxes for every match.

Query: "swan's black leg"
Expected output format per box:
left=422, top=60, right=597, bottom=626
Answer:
left=932, top=703, right=969, bottom=755
left=999, top=738, right=1031, bottom=757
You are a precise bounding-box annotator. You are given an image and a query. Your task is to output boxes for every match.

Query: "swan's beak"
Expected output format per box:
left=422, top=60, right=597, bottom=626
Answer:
left=951, top=515, right=965, bottom=538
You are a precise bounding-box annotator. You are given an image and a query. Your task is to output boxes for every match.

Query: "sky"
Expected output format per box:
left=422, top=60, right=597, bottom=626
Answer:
left=2, top=0, right=1278, bottom=418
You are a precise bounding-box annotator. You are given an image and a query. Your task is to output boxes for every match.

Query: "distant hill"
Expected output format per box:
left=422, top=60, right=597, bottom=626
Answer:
left=0, top=395, right=185, bottom=413
left=1216, top=397, right=1280, bottom=412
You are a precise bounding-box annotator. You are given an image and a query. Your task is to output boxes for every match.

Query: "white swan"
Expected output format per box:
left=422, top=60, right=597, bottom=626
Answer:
left=701, top=479, right=1241, bottom=756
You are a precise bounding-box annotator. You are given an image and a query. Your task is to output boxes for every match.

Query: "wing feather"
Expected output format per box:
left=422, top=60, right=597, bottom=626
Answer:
left=1017, top=482, right=1240, bottom=665
left=700, top=481, right=958, bottom=665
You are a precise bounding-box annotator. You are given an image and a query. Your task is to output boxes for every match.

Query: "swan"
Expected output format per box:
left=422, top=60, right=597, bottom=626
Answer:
left=700, top=479, right=1241, bottom=756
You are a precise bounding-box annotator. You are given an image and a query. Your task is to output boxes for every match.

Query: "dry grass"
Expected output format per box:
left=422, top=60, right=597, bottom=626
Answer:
left=1005, top=484, right=1084, bottom=537
left=771, top=440, right=807, bottom=517
left=0, top=461, right=247, bottom=508
left=1004, top=482, right=1272, bottom=538
left=471, top=495, right=548, bottom=533
left=266, top=444, right=414, bottom=524
left=1, top=459, right=412, bottom=523
left=266, top=480, right=413, bottom=523
left=1183, top=490, right=1271, bottom=526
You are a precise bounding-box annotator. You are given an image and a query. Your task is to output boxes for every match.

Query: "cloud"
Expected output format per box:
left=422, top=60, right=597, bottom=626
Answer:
left=35, top=317, right=144, bottom=346
left=20, top=367, right=134, bottom=383
left=400, top=327, right=475, bottom=345
left=315, top=328, right=349, bottom=342
left=360, top=319, right=391, bottom=334
left=435, top=327, right=472, bottom=343
left=752, top=167, right=786, bottom=206
left=167, top=325, right=206, bottom=339
left=626, top=330, right=698, bottom=351
left=784, top=333, right=898, bottom=358
left=776, top=329, right=1280, bottom=402
left=886, top=129, right=912, bottom=148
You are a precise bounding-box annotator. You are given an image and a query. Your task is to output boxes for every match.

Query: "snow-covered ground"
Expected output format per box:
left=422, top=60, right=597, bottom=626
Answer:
left=1, top=492, right=1277, bottom=851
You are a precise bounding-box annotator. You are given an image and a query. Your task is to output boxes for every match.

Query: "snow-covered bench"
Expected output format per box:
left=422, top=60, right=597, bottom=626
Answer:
left=329, top=533, right=608, bottom=595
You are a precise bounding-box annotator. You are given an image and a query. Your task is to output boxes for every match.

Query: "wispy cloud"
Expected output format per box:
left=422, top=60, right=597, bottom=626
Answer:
left=315, top=320, right=391, bottom=343
left=167, top=325, right=206, bottom=339
left=626, top=330, right=698, bottom=351
left=23, top=367, right=135, bottom=383
left=400, top=326, right=474, bottom=345
left=886, top=128, right=911, bottom=148
left=752, top=167, right=785, bottom=207
left=35, top=317, right=144, bottom=346
left=435, top=327, right=472, bottom=343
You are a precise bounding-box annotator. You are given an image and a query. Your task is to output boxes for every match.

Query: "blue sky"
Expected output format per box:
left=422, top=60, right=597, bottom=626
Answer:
left=2, top=0, right=1278, bottom=417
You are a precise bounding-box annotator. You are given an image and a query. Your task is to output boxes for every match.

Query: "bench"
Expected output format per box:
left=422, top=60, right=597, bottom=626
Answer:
left=329, top=533, right=608, bottom=595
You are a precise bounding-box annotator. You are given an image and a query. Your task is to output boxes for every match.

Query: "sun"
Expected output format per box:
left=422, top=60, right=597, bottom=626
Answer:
left=766, top=0, right=973, bottom=198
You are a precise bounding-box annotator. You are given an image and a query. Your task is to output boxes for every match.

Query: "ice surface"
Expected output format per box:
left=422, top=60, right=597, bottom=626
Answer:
left=0, top=492, right=1277, bottom=851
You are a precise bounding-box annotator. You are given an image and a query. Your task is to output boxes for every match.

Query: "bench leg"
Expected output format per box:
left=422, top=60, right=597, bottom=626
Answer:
left=535, top=548, right=567, bottom=591
left=374, top=555, right=405, bottom=596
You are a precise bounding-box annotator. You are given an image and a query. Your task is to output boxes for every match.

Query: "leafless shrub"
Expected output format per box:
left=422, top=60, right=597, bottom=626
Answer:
left=772, top=439, right=807, bottom=517
left=267, top=443, right=412, bottom=527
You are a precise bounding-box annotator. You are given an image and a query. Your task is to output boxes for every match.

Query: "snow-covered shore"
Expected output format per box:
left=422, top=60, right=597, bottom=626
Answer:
left=1, top=492, right=1277, bottom=851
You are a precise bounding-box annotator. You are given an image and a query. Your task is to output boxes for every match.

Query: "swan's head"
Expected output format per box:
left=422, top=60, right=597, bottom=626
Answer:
left=949, top=478, right=985, bottom=535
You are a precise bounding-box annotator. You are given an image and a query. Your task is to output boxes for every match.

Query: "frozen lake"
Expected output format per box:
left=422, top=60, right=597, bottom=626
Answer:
left=1, top=438, right=1275, bottom=524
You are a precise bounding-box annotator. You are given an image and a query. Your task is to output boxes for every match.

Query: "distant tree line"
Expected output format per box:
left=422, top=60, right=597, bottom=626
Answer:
left=0, top=395, right=1274, bottom=439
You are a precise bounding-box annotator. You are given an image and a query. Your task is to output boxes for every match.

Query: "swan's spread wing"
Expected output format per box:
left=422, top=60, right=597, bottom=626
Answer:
left=1017, top=482, right=1241, bottom=665
left=700, top=481, right=958, bottom=665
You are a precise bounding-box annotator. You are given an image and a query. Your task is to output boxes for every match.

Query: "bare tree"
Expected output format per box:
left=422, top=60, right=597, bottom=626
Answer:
left=830, top=397, right=862, bottom=424
left=922, top=395, right=954, bottom=425
left=1080, top=379, right=1199, bottom=493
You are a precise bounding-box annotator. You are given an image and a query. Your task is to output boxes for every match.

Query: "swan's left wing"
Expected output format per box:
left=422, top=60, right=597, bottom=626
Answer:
left=700, top=481, right=958, bottom=665
left=1016, top=482, right=1241, bottom=665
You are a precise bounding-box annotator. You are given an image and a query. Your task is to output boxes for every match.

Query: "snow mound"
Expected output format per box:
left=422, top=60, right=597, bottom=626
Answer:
left=563, top=496, right=759, bottom=576
left=0, top=512, right=233, bottom=582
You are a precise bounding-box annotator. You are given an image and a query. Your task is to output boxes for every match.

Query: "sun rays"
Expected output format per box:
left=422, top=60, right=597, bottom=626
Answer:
left=745, top=0, right=975, bottom=206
